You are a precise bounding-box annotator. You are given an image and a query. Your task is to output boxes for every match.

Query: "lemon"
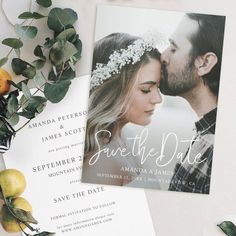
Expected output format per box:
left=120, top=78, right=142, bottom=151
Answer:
left=0, top=169, right=26, bottom=198
left=1, top=197, right=32, bottom=233
left=0, top=68, right=12, bottom=95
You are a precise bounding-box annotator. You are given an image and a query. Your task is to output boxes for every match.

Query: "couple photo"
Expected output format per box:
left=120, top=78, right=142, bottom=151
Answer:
left=81, top=6, right=225, bottom=194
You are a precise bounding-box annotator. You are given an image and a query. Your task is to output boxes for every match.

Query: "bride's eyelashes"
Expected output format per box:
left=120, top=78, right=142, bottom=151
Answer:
left=141, top=89, right=151, bottom=94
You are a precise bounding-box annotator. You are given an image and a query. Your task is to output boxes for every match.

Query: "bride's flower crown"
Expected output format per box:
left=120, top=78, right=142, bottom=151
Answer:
left=90, top=32, right=165, bottom=89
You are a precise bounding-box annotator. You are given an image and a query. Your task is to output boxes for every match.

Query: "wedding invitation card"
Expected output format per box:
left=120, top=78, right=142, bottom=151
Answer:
left=3, top=75, right=156, bottom=235
left=81, top=5, right=225, bottom=194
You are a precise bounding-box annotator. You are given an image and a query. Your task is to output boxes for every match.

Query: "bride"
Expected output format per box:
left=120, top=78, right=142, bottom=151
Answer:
left=82, top=32, right=163, bottom=186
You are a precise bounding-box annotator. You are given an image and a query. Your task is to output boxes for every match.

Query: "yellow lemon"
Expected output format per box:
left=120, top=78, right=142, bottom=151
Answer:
left=0, top=68, right=12, bottom=95
left=1, top=197, right=32, bottom=233
left=0, top=169, right=26, bottom=198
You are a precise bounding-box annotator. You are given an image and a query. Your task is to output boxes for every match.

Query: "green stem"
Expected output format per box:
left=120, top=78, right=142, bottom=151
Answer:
left=6, top=48, right=14, bottom=58
left=18, top=220, right=31, bottom=236
left=15, top=119, right=32, bottom=133
left=58, top=63, right=65, bottom=79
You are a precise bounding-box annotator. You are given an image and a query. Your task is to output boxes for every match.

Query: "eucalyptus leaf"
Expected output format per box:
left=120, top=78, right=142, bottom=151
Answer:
left=18, top=110, right=35, bottom=119
left=11, top=207, right=38, bottom=224
left=218, top=221, right=236, bottom=236
left=33, top=72, right=46, bottom=87
left=49, top=40, right=65, bottom=66
left=18, top=12, right=33, bottom=19
left=0, top=57, right=8, bottom=67
left=44, top=37, right=55, bottom=48
left=47, top=8, right=78, bottom=32
left=27, top=96, right=47, bottom=112
left=7, top=93, right=18, bottom=114
left=14, top=48, right=21, bottom=58
left=17, top=79, right=30, bottom=91
left=11, top=58, right=28, bottom=75
left=32, top=59, right=46, bottom=69
left=21, top=83, right=31, bottom=99
left=19, top=96, right=47, bottom=119
left=15, top=24, right=38, bottom=39
left=48, top=70, right=58, bottom=81
left=36, top=103, right=46, bottom=113
left=19, top=95, right=29, bottom=109
left=2, top=38, right=23, bottom=49
left=36, top=0, right=52, bottom=8
left=60, top=68, right=76, bottom=81
left=74, top=37, right=82, bottom=59
left=34, top=232, right=56, bottom=236
left=56, top=28, right=76, bottom=41
left=34, top=45, right=44, bottom=58
left=49, top=40, right=77, bottom=66
left=32, top=12, right=46, bottom=19
left=5, top=111, right=11, bottom=120
left=63, top=41, right=78, bottom=62
left=22, top=66, right=36, bottom=79
left=44, top=80, right=71, bottom=103
left=8, top=113, right=19, bottom=126
left=23, top=26, right=38, bottom=38
left=47, top=67, right=75, bottom=81
left=18, top=11, right=46, bottom=19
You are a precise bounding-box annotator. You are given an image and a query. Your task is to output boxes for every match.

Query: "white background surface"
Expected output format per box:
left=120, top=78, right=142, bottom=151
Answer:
left=1, top=0, right=236, bottom=236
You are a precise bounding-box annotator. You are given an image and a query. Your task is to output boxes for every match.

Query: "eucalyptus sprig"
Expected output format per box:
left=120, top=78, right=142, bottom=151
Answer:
left=0, top=0, right=82, bottom=152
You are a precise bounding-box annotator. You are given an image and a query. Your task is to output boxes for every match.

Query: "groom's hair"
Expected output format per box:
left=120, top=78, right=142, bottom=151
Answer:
left=187, top=13, right=225, bottom=96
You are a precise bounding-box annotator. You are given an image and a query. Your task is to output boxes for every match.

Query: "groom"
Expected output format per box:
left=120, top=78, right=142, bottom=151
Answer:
left=160, top=13, right=225, bottom=194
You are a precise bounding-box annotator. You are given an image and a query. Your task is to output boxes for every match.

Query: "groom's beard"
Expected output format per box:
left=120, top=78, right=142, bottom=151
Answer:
left=160, top=62, right=197, bottom=96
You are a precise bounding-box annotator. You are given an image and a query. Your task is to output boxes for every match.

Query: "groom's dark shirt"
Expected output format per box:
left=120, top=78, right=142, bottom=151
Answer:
left=168, top=108, right=217, bottom=194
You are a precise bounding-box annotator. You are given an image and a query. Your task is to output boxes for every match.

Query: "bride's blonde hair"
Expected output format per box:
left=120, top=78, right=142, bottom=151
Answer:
left=85, top=33, right=160, bottom=156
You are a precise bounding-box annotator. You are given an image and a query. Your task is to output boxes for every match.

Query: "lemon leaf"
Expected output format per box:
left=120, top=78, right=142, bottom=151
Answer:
left=11, top=208, right=38, bottom=224
left=34, top=231, right=56, bottom=236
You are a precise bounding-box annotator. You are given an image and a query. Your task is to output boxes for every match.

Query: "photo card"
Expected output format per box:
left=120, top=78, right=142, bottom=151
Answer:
left=81, top=5, right=226, bottom=194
